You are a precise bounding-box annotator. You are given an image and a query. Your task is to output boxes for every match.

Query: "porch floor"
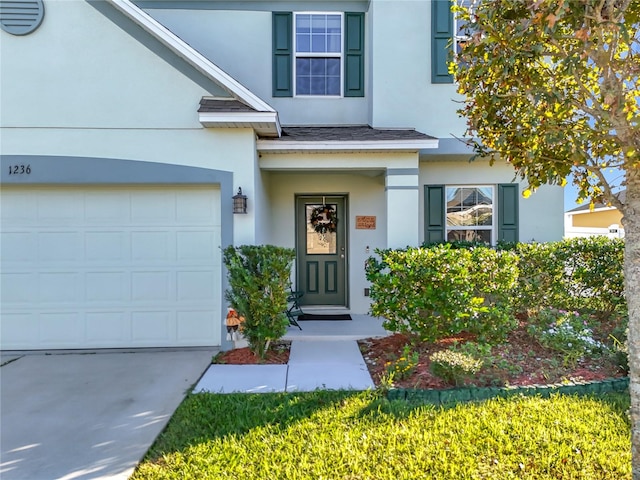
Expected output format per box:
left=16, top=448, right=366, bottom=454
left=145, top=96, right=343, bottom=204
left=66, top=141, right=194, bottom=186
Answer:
left=282, top=313, right=390, bottom=341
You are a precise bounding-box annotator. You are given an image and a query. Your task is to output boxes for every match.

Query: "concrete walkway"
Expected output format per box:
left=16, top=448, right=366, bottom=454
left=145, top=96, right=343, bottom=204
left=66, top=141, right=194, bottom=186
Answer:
left=194, top=339, right=375, bottom=393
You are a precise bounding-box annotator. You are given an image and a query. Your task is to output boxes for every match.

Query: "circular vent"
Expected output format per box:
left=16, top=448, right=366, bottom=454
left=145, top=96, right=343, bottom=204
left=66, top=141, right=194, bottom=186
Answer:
left=0, top=0, right=45, bottom=36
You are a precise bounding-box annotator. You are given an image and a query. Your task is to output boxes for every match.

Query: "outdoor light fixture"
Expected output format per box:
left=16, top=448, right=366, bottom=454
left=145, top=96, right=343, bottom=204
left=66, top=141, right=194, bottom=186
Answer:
left=232, top=187, right=248, bottom=214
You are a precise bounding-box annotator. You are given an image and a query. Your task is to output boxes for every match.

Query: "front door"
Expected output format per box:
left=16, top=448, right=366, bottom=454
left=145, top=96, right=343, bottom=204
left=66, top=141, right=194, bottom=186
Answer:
left=296, top=195, right=347, bottom=306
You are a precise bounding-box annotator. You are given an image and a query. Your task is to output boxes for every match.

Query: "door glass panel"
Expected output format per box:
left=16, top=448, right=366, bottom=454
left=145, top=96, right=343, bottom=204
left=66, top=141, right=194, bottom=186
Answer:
left=306, top=204, right=337, bottom=254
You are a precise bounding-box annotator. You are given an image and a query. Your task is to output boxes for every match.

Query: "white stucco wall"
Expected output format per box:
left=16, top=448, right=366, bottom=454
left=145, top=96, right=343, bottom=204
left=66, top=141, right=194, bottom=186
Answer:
left=369, top=0, right=467, bottom=138
left=0, top=0, right=262, bottom=245
left=420, top=159, right=565, bottom=243
left=146, top=8, right=369, bottom=126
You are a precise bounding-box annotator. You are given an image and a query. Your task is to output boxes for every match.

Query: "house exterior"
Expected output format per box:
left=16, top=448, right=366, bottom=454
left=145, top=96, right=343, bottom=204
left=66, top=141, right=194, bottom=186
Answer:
left=0, top=0, right=564, bottom=351
left=565, top=192, right=625, bottom=239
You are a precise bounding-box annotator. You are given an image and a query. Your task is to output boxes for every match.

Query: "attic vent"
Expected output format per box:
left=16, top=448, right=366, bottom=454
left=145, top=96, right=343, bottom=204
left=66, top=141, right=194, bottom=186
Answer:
left=0, top=0, right=45, bottom=36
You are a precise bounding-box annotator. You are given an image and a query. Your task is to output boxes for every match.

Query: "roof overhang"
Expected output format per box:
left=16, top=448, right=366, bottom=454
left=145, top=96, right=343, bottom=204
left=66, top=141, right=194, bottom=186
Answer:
left=257, top=139, right=438, bottom=153
left=257, top=126, right=438, bottom=152
left=199, top=111, right=282, bottom=137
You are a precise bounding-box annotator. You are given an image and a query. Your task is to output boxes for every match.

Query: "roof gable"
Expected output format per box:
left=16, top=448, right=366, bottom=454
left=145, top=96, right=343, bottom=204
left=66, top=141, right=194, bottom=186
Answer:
left=101, top=0, right=276, bottom=114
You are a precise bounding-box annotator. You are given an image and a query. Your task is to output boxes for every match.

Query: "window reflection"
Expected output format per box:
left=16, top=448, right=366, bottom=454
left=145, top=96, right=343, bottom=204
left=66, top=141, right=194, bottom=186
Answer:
left=306, top=204, right=337, bottom=254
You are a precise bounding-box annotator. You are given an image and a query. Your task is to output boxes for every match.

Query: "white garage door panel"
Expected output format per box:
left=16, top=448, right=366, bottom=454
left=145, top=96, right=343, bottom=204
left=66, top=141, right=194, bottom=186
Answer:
left=1, top=186, right=222, bottom=350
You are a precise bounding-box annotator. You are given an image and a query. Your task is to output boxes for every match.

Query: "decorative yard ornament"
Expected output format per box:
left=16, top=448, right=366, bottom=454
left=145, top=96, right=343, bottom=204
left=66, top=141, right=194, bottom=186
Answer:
left=225, top=308, right=244, bottom=342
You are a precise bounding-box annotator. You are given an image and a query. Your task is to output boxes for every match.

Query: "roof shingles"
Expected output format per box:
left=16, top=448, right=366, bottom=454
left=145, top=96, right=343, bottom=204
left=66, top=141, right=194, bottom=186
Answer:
left=273, top=125, right=435, bottom=142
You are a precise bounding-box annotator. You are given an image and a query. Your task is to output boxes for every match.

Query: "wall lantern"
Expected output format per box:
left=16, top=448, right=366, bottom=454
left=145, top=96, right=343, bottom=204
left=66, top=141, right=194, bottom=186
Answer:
left=232, top=187, right=248, bottom=214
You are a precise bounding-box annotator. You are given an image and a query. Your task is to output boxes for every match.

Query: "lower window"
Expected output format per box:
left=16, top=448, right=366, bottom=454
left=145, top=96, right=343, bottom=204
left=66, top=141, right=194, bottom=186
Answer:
left=446, top=186, right=494, bottom=243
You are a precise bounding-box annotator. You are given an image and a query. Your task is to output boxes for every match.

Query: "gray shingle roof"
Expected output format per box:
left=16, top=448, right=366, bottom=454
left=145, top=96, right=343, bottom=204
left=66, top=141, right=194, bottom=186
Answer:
left=198, top=98, right=256, bottom=113
left=273, top=125, right=436, bottom=142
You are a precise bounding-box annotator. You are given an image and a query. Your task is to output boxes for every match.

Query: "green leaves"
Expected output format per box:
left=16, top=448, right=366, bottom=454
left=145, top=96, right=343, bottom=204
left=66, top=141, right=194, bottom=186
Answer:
left=365, top=238, right=626, bottom=344
left=365, top=244, right=519, bottom=343
left=453, top=0, right=639, bottom=204
left=223, top=245, right=295, bottom=359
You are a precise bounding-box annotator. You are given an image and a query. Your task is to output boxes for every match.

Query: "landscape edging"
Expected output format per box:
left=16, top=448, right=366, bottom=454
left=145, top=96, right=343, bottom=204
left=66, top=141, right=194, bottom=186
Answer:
left=386, top=377, right=629, bottom=404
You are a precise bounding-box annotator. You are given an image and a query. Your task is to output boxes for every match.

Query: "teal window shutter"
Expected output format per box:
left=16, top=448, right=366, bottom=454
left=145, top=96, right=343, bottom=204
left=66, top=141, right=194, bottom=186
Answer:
left=431, top=0, right=453, bottom=83
left=273, top=12, right=293, bottom=97
left=344, top=12, right=365, bottom=97
left=498, top=184, right=519, bottom=243
left=424, top=185, right=446, bottom=243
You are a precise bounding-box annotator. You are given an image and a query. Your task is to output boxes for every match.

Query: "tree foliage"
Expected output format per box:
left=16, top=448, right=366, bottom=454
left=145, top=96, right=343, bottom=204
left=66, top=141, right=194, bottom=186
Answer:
left=454, top=0, right=639, bottom=206
left=452, top=0, right=640, bottom=476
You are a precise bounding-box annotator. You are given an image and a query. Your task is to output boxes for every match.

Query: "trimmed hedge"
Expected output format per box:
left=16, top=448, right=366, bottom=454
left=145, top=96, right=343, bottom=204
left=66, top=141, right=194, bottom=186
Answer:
left=365, top=237, right=625, bottom=343
left=365, top=244, right=518, bottom=342
left=501, top=237, right=625, bottom=318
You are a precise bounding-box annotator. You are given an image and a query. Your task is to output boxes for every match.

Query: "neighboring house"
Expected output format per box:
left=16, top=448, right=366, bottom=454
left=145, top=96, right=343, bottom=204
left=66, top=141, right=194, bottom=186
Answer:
left=565, top=191, right=625, bottom=239
left=0, top=0, right=564, bottom=351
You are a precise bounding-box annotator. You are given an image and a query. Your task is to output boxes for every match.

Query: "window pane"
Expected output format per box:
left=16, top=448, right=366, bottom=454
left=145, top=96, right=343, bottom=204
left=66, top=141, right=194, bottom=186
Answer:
left=327, top=15, right=341, bottom=33
left=311, top=15, right=326, bottom=34
left=296, top=58, right=310, bottom=75
left=446, top=186, right=493, bottom=227
left=311, top=34, right=326, bottom=53
left=296, top=14, right=311, bottom=33
left=296, top=76, right=310, bottom=95
left=296, top=34, right=310, bottom=52
left=327, top=33, right=341, bottom=53
left=447, top=229, right=491, bottom=244
left=327, top=76, right=340, bottom=95
left=310, top=76, right=326, bottom=95
left=327, top=58, right=340, bottom=76
left=306, top=204, right=337, bottom=254
left=314, top=58, right=330, bottom=75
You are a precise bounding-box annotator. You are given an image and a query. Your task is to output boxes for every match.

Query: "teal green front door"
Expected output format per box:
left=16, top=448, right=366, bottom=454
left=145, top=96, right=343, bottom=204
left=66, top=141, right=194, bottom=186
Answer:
left=296, top=195, right=347, bottom=306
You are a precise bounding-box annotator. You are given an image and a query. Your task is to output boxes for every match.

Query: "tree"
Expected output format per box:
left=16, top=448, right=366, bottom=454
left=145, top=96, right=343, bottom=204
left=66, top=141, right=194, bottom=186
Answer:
left=452, top=0, right=639, bottom=474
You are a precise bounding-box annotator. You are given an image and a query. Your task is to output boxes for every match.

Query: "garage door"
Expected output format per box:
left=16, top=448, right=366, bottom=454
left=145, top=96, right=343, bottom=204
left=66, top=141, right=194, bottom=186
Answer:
left=1, top=186, right=222, bottom=350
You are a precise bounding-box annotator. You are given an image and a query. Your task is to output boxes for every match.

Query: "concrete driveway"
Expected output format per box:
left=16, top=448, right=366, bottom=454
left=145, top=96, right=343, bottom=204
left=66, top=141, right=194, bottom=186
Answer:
left=0, top=349, right=216, bottom=480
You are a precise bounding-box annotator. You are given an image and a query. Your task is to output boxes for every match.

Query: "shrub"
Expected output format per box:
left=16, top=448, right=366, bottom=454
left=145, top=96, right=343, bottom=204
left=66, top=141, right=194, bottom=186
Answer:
left=527, top=308, right=605, bottom=366
left=223, top=245, right=295, bottom=359
left=384, top=344, right=420, bottom=382
left=365, top=245, right=518, bottom=343
left=429, top=350, right=483, bottom=386
left=499, top=237, right=625, bottom=318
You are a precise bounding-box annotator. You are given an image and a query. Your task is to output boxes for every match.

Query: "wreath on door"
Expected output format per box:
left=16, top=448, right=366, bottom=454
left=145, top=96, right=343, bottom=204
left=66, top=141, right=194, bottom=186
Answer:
left=310, top=204, right=338, bottom=234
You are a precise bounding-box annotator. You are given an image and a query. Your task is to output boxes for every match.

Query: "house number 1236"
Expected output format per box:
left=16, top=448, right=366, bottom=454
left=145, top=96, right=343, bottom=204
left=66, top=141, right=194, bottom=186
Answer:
left=8, top=165, right=31, bottom=175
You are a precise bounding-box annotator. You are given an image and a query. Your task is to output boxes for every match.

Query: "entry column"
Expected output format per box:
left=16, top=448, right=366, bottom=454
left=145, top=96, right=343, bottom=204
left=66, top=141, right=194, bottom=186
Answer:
left=385, top=168, right=420, bottom=248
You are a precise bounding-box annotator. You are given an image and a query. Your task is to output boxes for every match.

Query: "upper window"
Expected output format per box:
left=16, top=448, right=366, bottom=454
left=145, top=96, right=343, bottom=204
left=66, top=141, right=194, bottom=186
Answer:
left=446, top=186, right=494, bottom=243
left=294, top=13, right=343, bottom=96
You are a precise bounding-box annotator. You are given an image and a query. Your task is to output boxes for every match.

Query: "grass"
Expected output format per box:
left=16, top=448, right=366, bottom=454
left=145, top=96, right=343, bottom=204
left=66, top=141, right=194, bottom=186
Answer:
left=132, top=390, right=631, bottom=480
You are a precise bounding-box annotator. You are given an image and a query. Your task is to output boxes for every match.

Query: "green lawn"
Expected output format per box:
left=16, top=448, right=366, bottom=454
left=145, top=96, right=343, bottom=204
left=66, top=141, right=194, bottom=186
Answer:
left=132, top=391, right=630, bottom=480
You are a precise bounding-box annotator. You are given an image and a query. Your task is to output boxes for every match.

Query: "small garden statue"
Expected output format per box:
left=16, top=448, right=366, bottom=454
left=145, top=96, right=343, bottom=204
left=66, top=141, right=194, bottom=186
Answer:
left=225, top=307, right=245, bottom=341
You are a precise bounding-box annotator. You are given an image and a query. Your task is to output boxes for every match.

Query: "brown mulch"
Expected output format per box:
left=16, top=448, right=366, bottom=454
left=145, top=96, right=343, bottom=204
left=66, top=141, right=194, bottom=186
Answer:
left=358, top=320, right=625, bottom=389
left=214, top=340, right=291, bottom=365
left=213, top=321, right=626, bottom=390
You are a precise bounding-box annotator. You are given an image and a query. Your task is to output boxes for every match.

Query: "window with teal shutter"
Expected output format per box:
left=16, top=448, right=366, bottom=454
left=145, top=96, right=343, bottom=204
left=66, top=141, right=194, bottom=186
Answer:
left=273, top=12, right=364, bottom=98
left=424, top=183, right=519, bottom=245
left=431, top=0, right=454, bottom=83
left=273, top=12, right=293, bottom=97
